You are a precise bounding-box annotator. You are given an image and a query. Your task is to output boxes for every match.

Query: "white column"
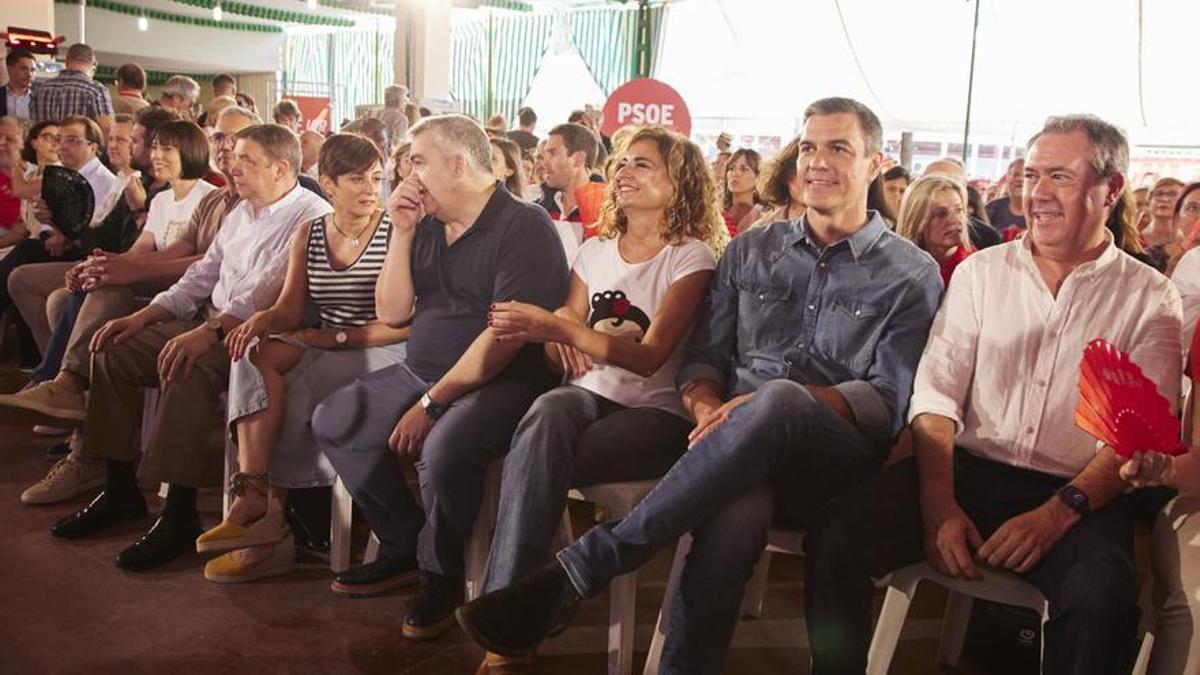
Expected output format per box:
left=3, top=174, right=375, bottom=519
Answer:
left=394, top=0, right=452, bottom=105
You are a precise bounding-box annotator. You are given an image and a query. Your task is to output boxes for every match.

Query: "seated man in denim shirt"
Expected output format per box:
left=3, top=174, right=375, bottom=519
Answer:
left=456, top=97, right=945, bottom=673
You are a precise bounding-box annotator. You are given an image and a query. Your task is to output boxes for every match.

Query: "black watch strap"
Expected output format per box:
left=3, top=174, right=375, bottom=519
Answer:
left=1055, top=484, right=1090, bottom=516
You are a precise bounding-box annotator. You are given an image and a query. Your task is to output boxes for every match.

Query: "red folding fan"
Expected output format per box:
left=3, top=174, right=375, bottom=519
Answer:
left=1075, top=339, right=1185, bottom=458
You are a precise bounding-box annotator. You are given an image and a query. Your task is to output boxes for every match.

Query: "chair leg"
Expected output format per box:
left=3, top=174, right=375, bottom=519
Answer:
left=609, top=571, right=637, bottom=675
left=330, top=478, right=354, bottom=573
left=866, top=584, right=918, bottom=675
left=464, top=463, right=502, bottom=602
left=1131, top=632, right=1154, bottom=675
left=935, top=591, right=974, bottom=667
left=643, top=534, right=691, bottom=675
left=222, top=431, right=236, bottom=518
left=740, top=550, right=772, bottom=618
left=363, top=533, right=380, bottom=565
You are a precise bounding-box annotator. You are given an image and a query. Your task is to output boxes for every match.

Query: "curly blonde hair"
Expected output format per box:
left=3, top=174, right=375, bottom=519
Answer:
left=596, top=125, right=728, bottom=255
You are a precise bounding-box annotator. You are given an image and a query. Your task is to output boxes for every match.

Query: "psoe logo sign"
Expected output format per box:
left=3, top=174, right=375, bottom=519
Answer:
left=601, top=78, right=692, bottom=138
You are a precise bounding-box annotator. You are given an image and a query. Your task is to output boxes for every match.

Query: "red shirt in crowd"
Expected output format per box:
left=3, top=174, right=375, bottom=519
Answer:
left=939, top=245, right=973, bottom=287
left=0, top=174, right=21, bottom=229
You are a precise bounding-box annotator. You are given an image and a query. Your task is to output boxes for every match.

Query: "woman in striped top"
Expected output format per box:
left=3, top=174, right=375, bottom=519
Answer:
left=196, top=134, right=409, bottom=583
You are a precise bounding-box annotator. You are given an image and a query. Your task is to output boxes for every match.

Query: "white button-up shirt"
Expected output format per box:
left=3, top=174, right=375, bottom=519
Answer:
left=6, top=85, right=32, bottom=120
left=909, top=235, right=1182, bottom=478
left=152, top=183, right=331, bottom=321
left=76, top=156, right=118, bottom=226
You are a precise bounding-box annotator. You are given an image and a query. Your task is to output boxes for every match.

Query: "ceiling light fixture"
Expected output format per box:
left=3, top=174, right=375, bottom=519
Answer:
left=307, top=0, right=318, bottom=9
left=137, top=10, right=149, bottom=31
left=213, top=2, right=223, bottom=21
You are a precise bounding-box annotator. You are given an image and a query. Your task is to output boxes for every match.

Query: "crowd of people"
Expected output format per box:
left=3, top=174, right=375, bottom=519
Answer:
left=1, top=40, right=1199, bottom=675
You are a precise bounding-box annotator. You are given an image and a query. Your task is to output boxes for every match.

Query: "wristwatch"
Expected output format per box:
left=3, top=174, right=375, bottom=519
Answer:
left=205, top=318, right=226, bottom=342
left=420, top=392, right=449, bottom=421
left=334, top=330, right=348, bottom=348
left=1055, top=484, right=1090, bottom=516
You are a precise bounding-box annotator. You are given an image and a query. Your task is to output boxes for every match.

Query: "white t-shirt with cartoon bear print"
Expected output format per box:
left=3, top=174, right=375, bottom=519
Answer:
left=570, top=235, right=716, bottom=418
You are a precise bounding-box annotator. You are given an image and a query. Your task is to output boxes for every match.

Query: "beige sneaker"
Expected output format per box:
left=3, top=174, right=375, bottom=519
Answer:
left=21, top=453, right=104, bottom=505
left=0, top=381, right=86, bottom=421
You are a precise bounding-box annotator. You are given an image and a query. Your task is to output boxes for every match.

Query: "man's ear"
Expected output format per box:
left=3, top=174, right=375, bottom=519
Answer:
left=1104, top=172, right=1125, bottom=208
left=868, top=151, right=885, bottom=181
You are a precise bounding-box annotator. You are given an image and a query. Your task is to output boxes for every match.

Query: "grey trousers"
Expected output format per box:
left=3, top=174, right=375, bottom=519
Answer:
left=312, top=362, right=538, bottom=577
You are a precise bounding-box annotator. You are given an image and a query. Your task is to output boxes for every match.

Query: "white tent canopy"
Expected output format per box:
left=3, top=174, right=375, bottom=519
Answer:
left=653, top=0, right=1199, bottom=147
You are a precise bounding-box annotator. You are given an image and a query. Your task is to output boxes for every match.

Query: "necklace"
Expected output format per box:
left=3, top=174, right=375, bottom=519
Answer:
left=328, top=214, right=373, bottom=247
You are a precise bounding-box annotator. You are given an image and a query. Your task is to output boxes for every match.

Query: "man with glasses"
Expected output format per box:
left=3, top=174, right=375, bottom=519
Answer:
left=31, top=43, right=114, bottom=139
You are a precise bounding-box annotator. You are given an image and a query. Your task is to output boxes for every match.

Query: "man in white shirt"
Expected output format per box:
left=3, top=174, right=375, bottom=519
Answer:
left=48, top=124, right=331, bottom=572
left=57, top=115, right=119, bottom=229
left=803, top=115, right=1182, bottom=675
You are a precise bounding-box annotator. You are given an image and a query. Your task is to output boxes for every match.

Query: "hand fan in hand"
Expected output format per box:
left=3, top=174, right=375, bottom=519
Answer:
left=1075, top=339, right=1185, bottom=458
left=40, top=165, right=95, bottom=239
left=573, top=182, right=606, bottom=239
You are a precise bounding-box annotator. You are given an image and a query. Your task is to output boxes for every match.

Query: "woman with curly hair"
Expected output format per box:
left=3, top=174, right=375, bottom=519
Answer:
left=476, top=125, right=724, bottom=670
left=750, top=136, right=805, bottom=228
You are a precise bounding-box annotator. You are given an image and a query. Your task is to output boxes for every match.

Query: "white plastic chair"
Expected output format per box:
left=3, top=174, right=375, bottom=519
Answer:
left=555, top=480, right=659, bottom=675
left=865, top=560, right=1153, bottom=675
left=642, top=528, right=805, bottom=675
left=328, top=459, right=500, bottom=599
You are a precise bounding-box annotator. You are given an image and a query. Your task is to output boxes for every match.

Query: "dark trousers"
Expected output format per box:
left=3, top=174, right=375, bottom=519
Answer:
left=1, top=238, right=80, bottom=364
left=803, top=448, right=1173, bottom=675
left=313, top=362, right=538, bottom=576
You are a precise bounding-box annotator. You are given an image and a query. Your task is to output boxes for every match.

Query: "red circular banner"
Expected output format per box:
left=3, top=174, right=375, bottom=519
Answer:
left=600, top=78, right=692, bottom=138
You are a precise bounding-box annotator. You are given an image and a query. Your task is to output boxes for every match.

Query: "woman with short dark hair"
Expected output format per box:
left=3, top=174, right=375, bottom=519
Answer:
left=196, top=133, right=409, bottom=583
left=138, top=120, right=216, bottom=253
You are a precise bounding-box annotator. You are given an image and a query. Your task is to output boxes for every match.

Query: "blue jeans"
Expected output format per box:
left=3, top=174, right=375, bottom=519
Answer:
left=556, top=379, right=886, bottom=675
left=483, top=385, right=690, bottom=594
left=29, top=290, right=85, bottom=383
left=312, top=362, right=538, bottom=576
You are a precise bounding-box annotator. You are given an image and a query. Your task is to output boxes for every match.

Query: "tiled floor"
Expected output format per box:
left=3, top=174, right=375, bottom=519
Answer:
left=0, top=360, right=1008, bottom=674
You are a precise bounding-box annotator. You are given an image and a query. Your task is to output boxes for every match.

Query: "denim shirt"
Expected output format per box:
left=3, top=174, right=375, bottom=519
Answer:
left=678, top=212, right=943, bottom=442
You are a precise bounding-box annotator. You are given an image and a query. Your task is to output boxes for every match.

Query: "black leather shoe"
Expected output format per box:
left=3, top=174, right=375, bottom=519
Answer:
left=51, top=490, right=147, bottom=539
left=116, top=515, right=202, bottom=571
left=456, top=561, right=581, bottom=657
left=403, top=571, right=464, bottom=640
left=330, top=553, right=419, bottom=598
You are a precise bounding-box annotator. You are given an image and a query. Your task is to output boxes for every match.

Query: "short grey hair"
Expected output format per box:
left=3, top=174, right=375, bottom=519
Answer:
left=1027, top=114, right=1128, bottom=180
left=384, top=84, right=408, bottom=108
left=803, top=97, right=883, bottom=154
left=0, top=115, right=21, bottom=130
left=235, top=124, right=302, bottom=177
left=162, top=75, right=201, bottom=104
left=218, top=105, right=261, bottom=126
left=409, top=114, right=491, bottom=174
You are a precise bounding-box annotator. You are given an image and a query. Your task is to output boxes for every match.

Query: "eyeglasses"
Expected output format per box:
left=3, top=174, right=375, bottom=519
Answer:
left=59, top=136, right=92, bottom=146
left=1151, top=190, right=1181, bottom=200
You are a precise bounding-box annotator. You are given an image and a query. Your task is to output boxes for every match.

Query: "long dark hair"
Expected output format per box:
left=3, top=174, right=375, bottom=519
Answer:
left=22, top=120, right=58, bottom=164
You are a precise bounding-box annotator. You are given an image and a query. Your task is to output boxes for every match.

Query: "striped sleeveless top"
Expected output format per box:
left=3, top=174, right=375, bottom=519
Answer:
left=306, top=212, right=391, bottom=329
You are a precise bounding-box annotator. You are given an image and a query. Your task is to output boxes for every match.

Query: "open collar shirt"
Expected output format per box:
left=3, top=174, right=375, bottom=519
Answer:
left=152, top=182, right=331, bottom=321
left=909, top=234, right=1182, bottom=478
left=679, top=212, right=944, bottom=442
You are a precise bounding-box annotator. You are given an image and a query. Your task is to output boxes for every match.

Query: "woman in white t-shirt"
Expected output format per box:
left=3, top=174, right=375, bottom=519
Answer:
left=480, top=127, right=725, bottom=648
left=134, top=121, right=218, bottom=254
